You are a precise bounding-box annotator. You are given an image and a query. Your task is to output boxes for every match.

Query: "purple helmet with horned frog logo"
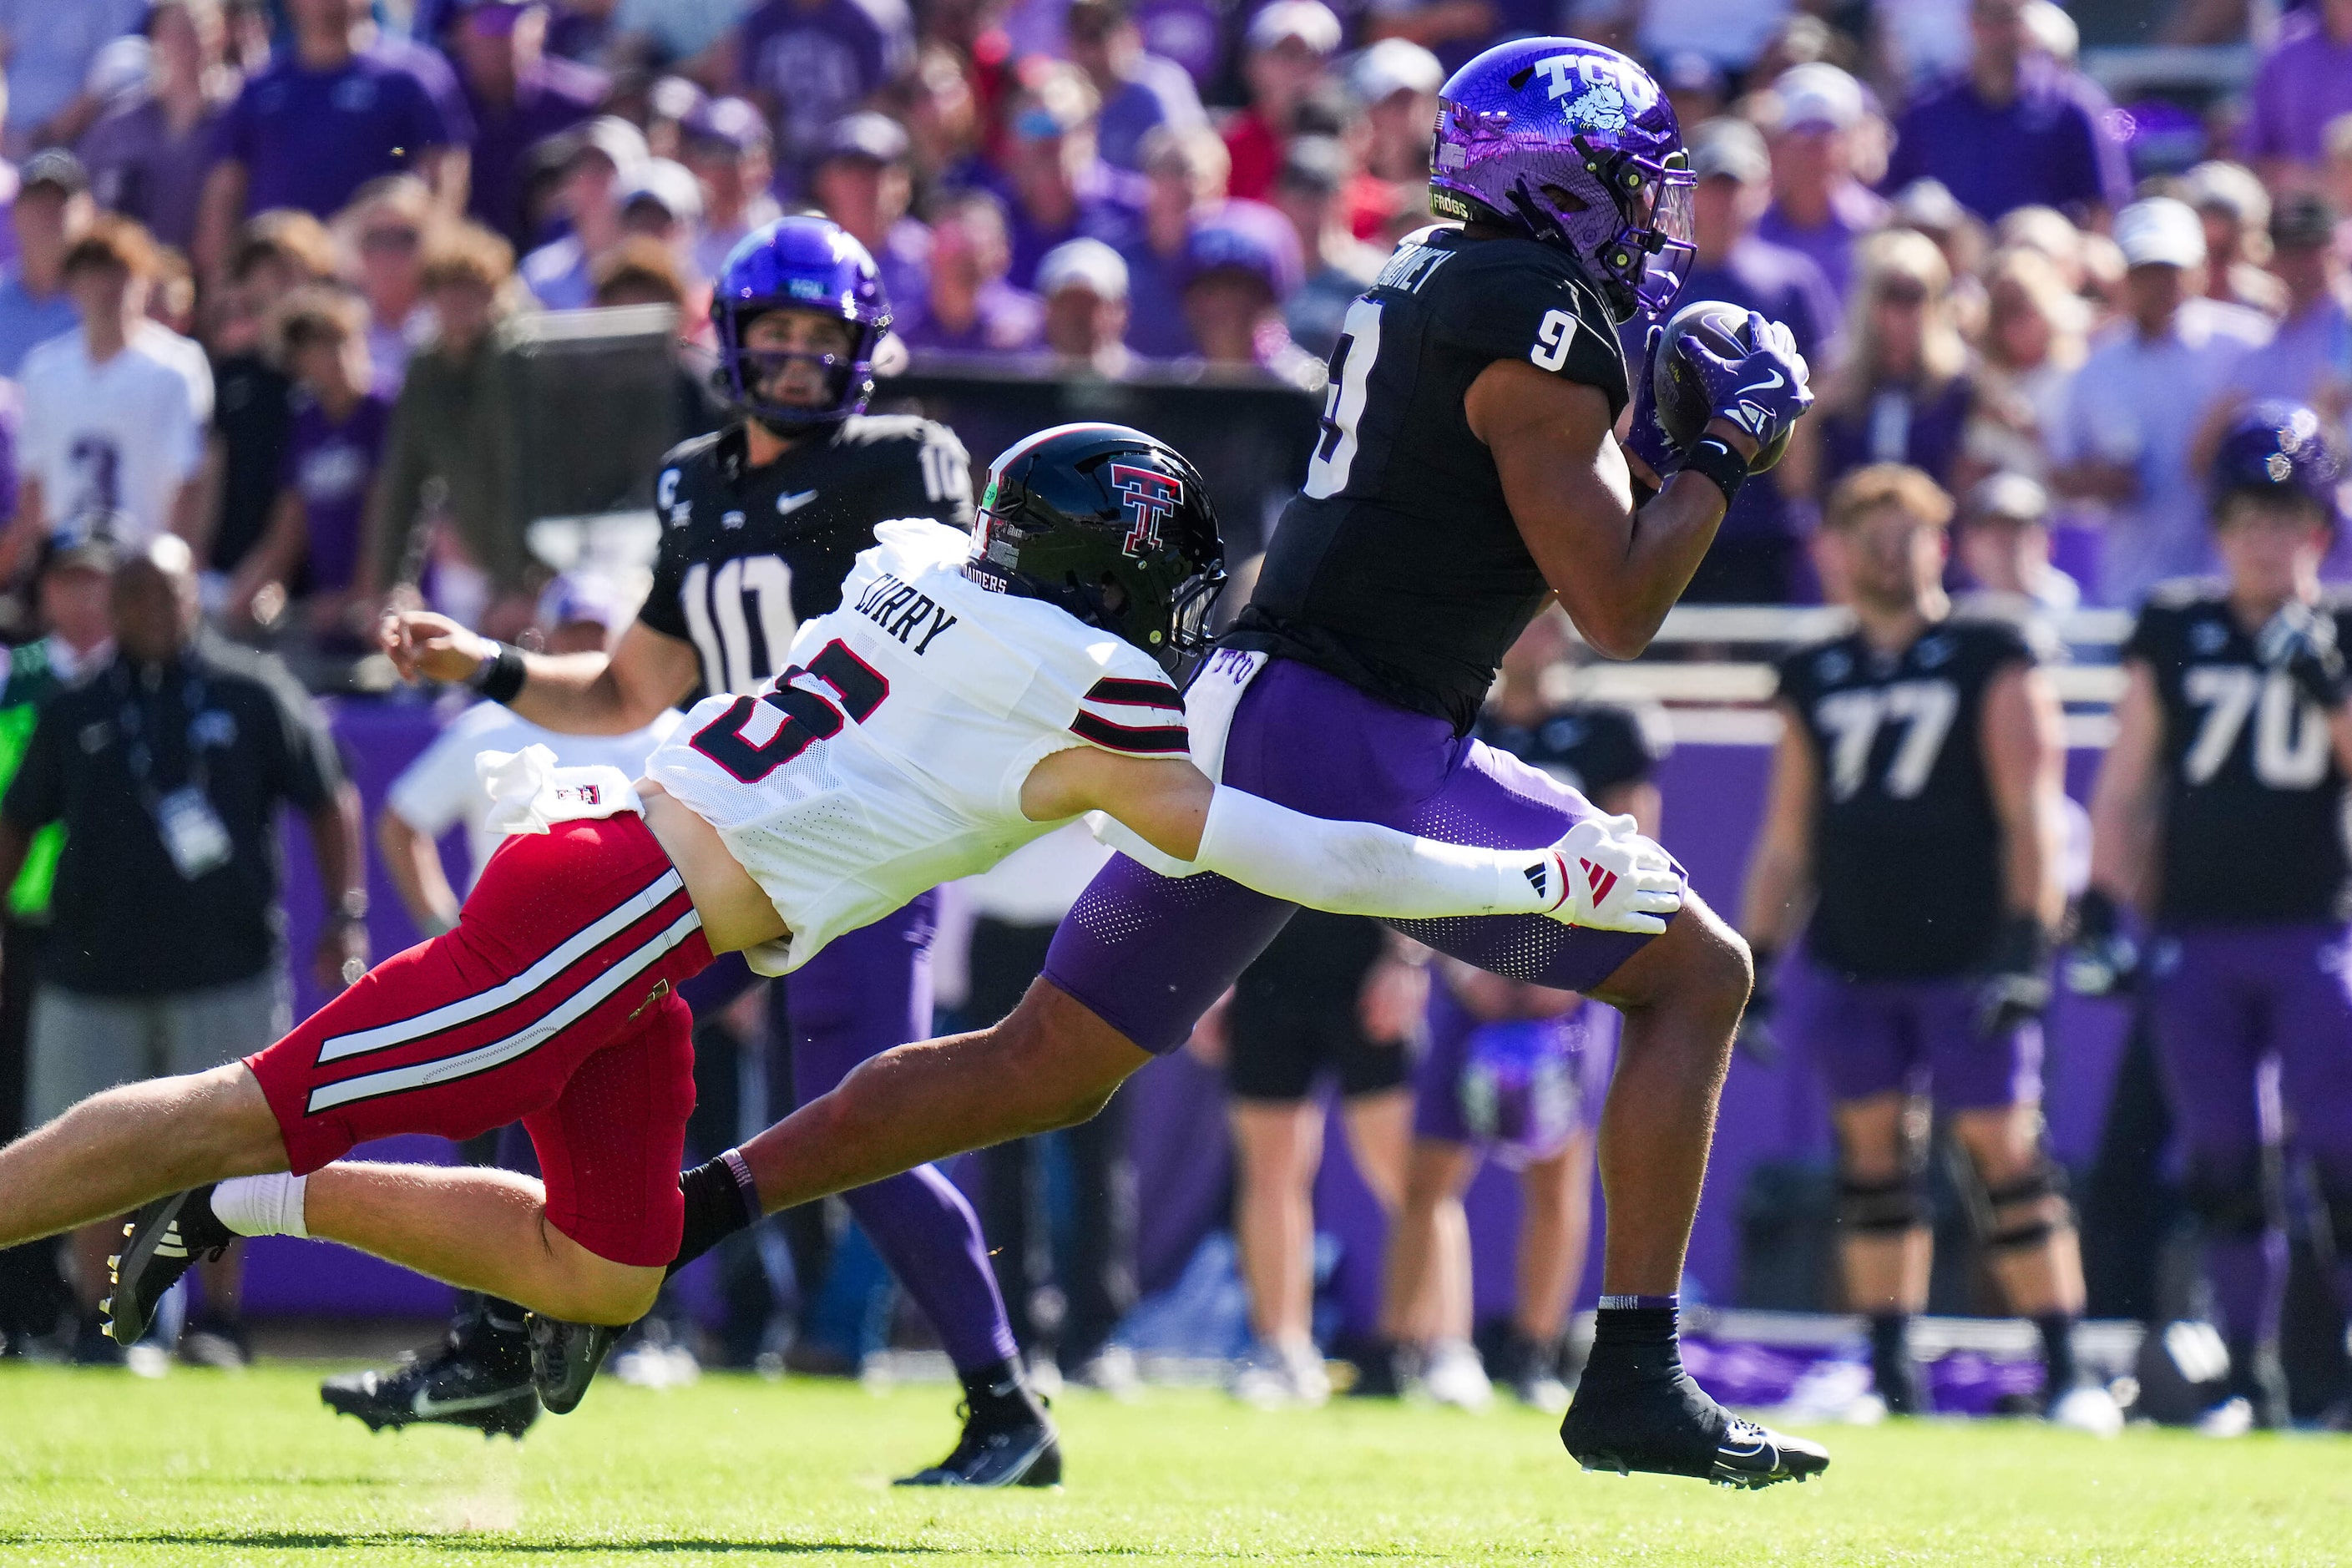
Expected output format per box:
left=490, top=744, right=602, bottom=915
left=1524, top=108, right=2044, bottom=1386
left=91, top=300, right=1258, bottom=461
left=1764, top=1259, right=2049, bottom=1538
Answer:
left=1429, top=37, right=1694, bottom=323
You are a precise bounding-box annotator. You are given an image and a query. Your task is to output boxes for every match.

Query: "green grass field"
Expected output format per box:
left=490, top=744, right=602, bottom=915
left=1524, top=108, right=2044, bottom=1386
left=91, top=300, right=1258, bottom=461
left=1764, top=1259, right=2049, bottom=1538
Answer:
left=1, top=1365, right=2348, bottom=1566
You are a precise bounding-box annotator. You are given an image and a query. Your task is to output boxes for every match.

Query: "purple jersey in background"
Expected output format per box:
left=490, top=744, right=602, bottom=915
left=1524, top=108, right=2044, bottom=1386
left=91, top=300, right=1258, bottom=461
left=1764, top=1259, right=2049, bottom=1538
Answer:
left=280, top=387, right=393, bottom=594
left=219, top=39, right=476, bottom=219
left=736, top=0, right=913, bottom=184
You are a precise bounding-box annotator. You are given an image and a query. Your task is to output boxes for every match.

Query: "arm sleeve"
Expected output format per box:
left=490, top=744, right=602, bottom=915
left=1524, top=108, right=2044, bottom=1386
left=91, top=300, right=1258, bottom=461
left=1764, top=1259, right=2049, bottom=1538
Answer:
left=2, top=706, right=63, bottom=831
left=1092, top=785, right=1560, bottom=918
left=2119, top=604, right=2167, bottom=668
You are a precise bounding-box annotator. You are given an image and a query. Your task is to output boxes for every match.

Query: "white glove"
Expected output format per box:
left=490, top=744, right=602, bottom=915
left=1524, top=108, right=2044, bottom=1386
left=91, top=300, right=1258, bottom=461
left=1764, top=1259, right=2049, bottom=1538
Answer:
left=1544, top=814, right=1684, bottom=934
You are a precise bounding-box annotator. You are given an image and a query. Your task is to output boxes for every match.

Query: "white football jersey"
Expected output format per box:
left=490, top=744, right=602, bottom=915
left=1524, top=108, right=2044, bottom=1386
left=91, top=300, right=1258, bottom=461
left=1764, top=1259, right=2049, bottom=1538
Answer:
left=645, top=518, right=1188, bottom=974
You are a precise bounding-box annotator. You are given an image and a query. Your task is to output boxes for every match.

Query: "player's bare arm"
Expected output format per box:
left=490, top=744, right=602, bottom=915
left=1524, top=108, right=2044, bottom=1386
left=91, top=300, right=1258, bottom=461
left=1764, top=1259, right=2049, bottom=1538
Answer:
left=2086, top=660, right=2165, bottom=912
left=379, top=613, right=698, bottom=736
left=1981, top=662, right=2070, bottom=930
left=1737, top=700, right=1819, bottom=955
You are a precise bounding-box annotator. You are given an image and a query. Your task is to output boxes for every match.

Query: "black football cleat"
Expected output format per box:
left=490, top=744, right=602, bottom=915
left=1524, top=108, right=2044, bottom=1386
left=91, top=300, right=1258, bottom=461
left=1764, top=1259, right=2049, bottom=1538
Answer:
left=528, top=1314, right=623, bottom=1415
left=894, top=1399, right=1062, bottom=1488
left=106, top=1186, right=233, bottom=1347
left=321, top=1312, right=540, bottom=1439
left=1560, top=1359, right=1828, bottom=1490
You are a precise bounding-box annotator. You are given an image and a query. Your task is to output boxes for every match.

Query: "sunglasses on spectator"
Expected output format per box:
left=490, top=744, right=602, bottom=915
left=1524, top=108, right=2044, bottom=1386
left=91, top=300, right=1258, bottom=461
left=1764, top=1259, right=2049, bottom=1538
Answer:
left=362, top=227, right=422, bottom=254
left=1875, top=279, right=1931, bottom=307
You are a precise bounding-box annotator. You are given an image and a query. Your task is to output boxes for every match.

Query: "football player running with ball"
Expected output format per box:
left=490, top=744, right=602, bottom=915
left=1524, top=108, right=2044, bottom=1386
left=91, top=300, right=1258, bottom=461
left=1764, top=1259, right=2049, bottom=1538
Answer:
left=0, top=423, right=1684, bottom=1435
left=643, top=38, right=1828, bottom=1489
left=2076, top=402, right=2352, bottom=1432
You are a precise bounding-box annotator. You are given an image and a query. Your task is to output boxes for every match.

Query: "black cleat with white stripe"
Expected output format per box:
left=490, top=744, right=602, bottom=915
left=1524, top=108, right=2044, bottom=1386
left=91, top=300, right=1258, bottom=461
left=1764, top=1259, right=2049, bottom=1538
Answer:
left=106, top=1186, right=235, bottom=1346
left=1560, top=1347, right=1828, bottom=1490
left=322, top=1304, right=541, bottom=1439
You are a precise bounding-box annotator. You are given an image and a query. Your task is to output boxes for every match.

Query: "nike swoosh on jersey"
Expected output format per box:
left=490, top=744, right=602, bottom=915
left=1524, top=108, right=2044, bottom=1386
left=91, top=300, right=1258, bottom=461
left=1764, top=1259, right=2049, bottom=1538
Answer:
left=776, top=490, right=820, bottom=516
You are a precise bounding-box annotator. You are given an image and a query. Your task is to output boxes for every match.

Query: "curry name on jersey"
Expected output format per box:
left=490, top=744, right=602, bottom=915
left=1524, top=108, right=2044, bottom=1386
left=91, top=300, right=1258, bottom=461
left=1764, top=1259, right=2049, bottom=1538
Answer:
left=1777, top=616, right=2038, bottom=979
left=2126, top=583, right=2352, bottom=927
left=645, top=518, right=1187, bottom=975
left=1477, top=701, right=1666, bottom=802
left=638, top=415, right=974, bottom=699
left=1233, top=226, right=1630, bottom=734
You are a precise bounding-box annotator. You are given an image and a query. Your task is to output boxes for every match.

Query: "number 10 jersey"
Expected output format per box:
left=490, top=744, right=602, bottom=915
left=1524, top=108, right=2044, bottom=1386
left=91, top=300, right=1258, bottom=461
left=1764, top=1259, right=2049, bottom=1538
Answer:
left=645, top=519, right=1188, bottom=975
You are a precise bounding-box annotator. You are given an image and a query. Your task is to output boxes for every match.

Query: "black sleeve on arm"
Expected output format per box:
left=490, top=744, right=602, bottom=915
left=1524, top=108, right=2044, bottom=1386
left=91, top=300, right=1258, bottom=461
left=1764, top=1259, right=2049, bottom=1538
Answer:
left=2, top=706, right=63, bottom=832
left=636, top=513, right=694, bottom=642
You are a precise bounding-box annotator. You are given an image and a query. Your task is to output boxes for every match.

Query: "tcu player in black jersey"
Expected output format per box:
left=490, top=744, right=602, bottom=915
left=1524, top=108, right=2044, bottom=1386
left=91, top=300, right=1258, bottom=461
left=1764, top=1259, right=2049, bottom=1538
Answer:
left=369, top=219, right=1057, bottom=1485
left=2076, top=403, right=2352, bottom=1433
left=1741, top=465, right=2114, bottom=1432
left=1373, top=608, right=1667, bottom=1413
left=659, top=38, right=1835, bottom=1489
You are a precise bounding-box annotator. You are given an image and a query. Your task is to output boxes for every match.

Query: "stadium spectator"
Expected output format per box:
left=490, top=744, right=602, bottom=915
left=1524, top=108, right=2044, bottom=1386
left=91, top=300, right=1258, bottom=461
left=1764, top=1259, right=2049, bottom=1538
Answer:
left=1673, top=117, right=1839, bottom=604
left=1178, top=208, right=1314, bottom=382
left=608, top=0, right=749, bottom=83
left=1880, top=0, right=2130, bottom=225
left=1346, top=39, right=1441, bottom=240
left=367, top=222, right=535, bottom=635
left=1654, top=49, right=1727, bottom=135
left=1034, top=236, right=1134, bottom=376
left=684, top=98, right=779, bottom=284
left=897, top=188, right=1039, bottom=353
left=222, top=288, right=389, bottom=645
left=0, top=535, right=364, bottom=1368
left=1270, top=136, right=1382, bottom=362
left=1955, top=470, right=2078, bottom=614
left=1639, top=0, right=1793, bottom=75
left=1222, top=0, right=1341, bottom=205
left=1814, top=230, right=1978, bottom=498
left=195, top=0, right=475, bottom=278
left=2217, top=195, right=2351, bottom=416
left=6, top=219, right=212, bottom=580
left=74, top=0, right=235, bottom=255
left=2240, top=0, right=2352, bottom=190
left=999, top=63, right=1141, bottom=292
left=519, top=114, right=646, bottom=309
left=0, top=152, right=94, bottom=379
left=0, top=0, right=145, bottom=160
left=963, top=824, right=1137, bottom=1393
left=201, top=212, right=336, bottom=585
left=900, top=42, right=986, bottom=200
left=332, top=177, right=433, bottom=383
left=146, top=246, right=198, bottom=340
left=445, top=0, right=610, bottom=250
left=615, top=157, right=706, bottom=294
left=809, top=112, right=927, bottom=322
left=730, top=0, right=915, bottom=186
left=1064, top=0, right=1204, bottom=176
left=2180, top=161, right=2288, bottom=320
left=640, top=73, right=710, bottom=164
left=2051, top=197, right=2270, bottom=606
left=378, top=573, right=679, bottom=935
left=1118, top=122, right=1224, bottom=359
left=1756, top=63, right=1889, bottom=304
left=1960, top=245, right=2087, bottom=486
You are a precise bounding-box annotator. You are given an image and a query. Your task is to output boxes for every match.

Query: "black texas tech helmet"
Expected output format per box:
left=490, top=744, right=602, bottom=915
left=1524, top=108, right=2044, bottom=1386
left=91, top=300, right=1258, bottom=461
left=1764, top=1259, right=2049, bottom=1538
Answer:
left=967, top=423, right=1227, bottom=674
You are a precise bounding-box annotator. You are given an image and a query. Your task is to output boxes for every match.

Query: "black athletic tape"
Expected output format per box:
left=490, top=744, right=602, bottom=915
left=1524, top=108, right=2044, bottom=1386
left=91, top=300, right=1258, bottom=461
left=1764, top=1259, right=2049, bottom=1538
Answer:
left=1838, top=1174, right=1928, bottom=1234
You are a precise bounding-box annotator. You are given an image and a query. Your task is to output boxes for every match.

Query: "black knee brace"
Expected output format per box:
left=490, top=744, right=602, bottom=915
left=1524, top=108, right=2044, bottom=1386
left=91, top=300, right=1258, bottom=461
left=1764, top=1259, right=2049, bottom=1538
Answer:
left=1980, top=1156, right=2072, bottom=1252
left=1839, top=1173, right=1929, bottom=1235
left=2180, top=1151, right=2276, bottom=1241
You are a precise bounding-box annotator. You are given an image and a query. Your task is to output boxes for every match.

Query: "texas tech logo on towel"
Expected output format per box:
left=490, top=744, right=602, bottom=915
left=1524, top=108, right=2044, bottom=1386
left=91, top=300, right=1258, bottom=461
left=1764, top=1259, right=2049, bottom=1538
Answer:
left=1110, top=464, right=1183, bottom=557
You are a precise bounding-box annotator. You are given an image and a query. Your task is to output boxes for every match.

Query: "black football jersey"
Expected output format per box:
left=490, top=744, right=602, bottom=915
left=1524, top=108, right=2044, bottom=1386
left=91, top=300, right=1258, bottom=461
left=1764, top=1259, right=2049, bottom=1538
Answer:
left=1477, top=701, right=1666, bottom=802
left=2125, top=584, right=2352, bottom=927
left=1777, top=616, right=2036, bottom=979
left=638, top=416, right=974, bottom=697
left=1231, top=227, right=1630, bottom=735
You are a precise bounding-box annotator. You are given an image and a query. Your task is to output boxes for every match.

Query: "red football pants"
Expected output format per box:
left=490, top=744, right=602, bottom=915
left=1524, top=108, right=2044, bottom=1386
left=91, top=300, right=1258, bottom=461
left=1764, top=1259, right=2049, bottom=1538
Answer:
left=247, top=812, right=715, bottom=1266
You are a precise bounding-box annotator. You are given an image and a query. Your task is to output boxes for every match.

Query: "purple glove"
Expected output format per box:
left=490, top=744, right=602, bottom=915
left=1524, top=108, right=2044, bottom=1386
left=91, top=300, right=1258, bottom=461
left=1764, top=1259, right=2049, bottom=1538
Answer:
left=1622, top=324, right=1678, bottom=483
left=1672, top=309, right=1813, bottom=456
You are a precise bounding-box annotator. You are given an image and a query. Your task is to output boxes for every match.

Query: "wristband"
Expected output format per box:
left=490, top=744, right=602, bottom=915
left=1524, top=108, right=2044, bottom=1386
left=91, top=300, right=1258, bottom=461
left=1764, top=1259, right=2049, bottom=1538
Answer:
left=473, top=640, right=527, bottom=704
left=1681, top=435, right=1748, bottom=507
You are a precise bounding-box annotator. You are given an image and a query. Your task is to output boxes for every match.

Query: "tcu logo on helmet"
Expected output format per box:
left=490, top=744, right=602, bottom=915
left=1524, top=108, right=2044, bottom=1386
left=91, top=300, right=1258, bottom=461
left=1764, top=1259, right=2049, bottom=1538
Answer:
left=1110, top=463, right=1183, bottom=557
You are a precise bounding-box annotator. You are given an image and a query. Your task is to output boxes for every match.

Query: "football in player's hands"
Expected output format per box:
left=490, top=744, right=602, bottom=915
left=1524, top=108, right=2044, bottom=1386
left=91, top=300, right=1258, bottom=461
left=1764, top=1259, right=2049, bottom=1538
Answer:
left=1653, top=301, right=1813, bottom=472
left=1542, top=813, right=1684, bottom=934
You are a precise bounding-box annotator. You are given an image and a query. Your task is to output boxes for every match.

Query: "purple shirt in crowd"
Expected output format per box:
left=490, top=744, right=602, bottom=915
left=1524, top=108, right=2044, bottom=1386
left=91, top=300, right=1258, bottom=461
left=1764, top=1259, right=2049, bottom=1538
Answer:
left=460, top=54, right=608, bottom=249
left=78, top=95, right=230, bottom=252
left=2224, top=292, right=2352, bottom=410
left=1118, top=235, right=1195, bottom=358
left=1883, top=57, right=2131, bottom=222
left=1004, top=166, right=1145, bottom=292
left=219, top=39, right=475, bottom=219
left=898, top=281, right=1044, bottom=355
left=281, top=387, right=394, bottom=594
left=2242, top=10, right=2352, bottom=168
left=736, top=0, right=913, bottom=176
left=1817, top=373, right=1977, bottom=495
left=1755, top=181, right=1889, bottom=302
left=1095, top=54, right=1206, bottom=173
left=1657, top=237, right=1842, bottom=543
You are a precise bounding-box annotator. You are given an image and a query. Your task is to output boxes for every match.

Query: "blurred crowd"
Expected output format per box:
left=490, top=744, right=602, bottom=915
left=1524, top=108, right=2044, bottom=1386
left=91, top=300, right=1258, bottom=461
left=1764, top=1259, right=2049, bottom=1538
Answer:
left=0, top=0, right=2328, bottom=643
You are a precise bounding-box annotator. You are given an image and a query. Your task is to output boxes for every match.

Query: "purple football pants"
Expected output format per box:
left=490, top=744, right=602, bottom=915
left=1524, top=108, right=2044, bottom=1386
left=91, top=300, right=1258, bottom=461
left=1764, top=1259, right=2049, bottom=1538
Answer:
left=1787, top=965, right=2043, bottom=1112
left=1044, top=655, right=1662, bottom=1056
left=2146, top=923, right=2352, bottom=1345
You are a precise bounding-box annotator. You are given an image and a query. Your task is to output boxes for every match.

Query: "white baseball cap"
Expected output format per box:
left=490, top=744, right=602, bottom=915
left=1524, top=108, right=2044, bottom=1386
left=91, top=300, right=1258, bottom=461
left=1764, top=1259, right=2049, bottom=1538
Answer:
left=1775, top=63, right=1864, bottom=133
left=2113, top=196, right=2206, bottom=270
left=1036, top=237, right=1130, bottom=301
left=1351, top=38, right=1443, bottom=104
left=1247, top=0, right=1341, bottom=56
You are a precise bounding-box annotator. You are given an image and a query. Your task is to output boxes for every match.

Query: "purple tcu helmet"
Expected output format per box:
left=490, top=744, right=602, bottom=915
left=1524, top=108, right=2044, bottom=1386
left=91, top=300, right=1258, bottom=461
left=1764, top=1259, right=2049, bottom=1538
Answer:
left=1429, top=37, right=1694, bottom=323
left=712, top=215, right=891, bottom=428
left=2209, top=400, right=2347, bottom=527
